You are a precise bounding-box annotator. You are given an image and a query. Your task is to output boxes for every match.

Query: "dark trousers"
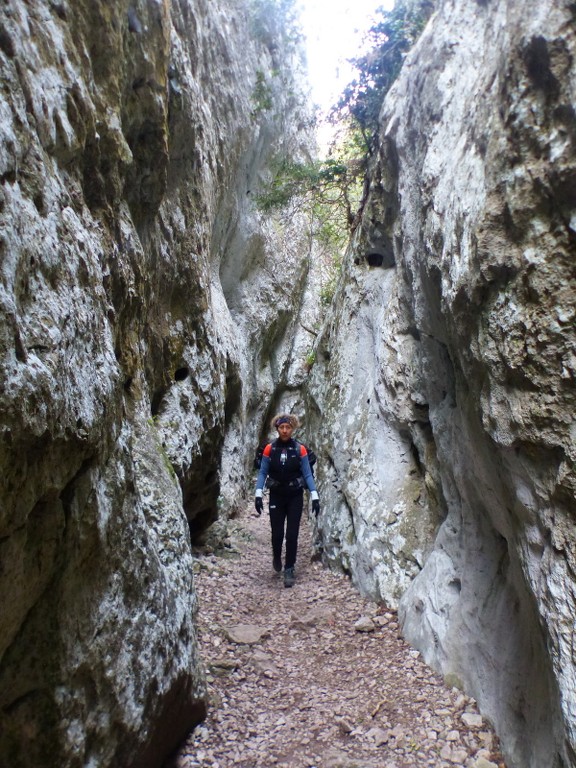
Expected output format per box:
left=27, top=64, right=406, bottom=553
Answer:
left=269, top=490, right=303, bottom=569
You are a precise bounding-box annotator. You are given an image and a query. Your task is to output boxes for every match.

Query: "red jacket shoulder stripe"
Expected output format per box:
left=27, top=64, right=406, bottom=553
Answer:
left=263, top=443, right=272, bottom=457
left=300, top=444, right=307, bottom=457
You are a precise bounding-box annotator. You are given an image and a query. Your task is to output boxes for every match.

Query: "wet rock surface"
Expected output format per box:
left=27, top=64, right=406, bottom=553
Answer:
left=170, top=511, right=506, bottom=768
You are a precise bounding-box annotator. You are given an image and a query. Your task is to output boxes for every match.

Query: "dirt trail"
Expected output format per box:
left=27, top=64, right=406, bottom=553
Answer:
left=170, top=510, right=506, bottom=768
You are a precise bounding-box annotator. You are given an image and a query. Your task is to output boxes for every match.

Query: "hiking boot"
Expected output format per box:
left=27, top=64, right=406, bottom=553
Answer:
left=284, top=567, right=295, bottom=588
left=273, top=555, right=282, bottom=573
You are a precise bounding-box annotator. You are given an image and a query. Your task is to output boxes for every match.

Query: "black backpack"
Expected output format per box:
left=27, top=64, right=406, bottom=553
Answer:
left=253, top=441, right=317, bottom=474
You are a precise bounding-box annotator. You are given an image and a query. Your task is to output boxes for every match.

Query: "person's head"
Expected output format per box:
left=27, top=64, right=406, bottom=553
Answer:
left=271, top=413, right=299, bottom=442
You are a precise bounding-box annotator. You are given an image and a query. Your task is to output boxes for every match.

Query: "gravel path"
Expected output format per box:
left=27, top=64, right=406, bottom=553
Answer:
left=170, top=509, right=506, bottom=768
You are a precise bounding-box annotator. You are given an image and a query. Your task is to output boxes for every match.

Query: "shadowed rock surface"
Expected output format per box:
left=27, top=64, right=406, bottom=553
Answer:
left=0, top=0, right=316, bottom=765
left=305, top=1, right=576, bottom=766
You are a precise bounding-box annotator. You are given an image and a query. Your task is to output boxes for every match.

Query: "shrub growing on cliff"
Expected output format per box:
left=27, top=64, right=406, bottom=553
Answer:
left=333, top=0, right=435, bottom=147
left=252, top=70, right=274, bottom=116
left=255, top=1, right=434, bottom=231
left=255, top=157, right=356, bottom=225
left=255, top=122, right=365, bottom=240
left=254, top=121, right=363, bottom=323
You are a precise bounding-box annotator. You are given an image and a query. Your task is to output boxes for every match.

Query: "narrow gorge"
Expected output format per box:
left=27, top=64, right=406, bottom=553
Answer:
left=0, top=1, right=574, bottom=768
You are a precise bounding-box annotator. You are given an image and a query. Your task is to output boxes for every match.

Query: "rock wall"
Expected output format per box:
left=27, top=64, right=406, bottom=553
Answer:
left=306, top=1, right=576, bottom=766
left=0, top=0, right=315, bottom=765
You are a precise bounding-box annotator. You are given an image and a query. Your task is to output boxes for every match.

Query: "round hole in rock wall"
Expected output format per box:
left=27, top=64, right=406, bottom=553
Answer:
left=448, top=577, right=462, bottom=594
left=365, top=248, right=396, bottom=268
left=174, top=366, right=189, bottom=382
left=366, top=252, right=384, bottom=267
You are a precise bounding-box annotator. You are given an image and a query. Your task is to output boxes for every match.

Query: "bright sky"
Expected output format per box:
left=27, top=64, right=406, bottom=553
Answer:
left=298, top=0, right=395, bottom=116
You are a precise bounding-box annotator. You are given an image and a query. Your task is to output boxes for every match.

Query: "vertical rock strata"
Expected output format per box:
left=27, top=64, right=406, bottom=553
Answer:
left=0, top=0, right=313, bottom=765
left=306, top=0, right=576, bottom=766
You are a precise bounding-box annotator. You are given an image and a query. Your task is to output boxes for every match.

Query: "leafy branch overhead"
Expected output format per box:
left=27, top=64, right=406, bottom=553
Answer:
left=254, top=134, right=367, bottom=281
left=255, top=1, right=435, bottom=236
left=255, top=154, right=362, bottom=226
left=333, top=0, right=435, bottom=145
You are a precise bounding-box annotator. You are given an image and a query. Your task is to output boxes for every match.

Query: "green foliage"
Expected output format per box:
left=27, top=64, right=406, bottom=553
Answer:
left=250, top=1, right=434, bottom=320
left=248, top=0, right=305, bottom=120
left=254, top=127, right=357, bottom=320
left=254, top=120, right=366, bottom=245
left=320, top=273, right=339, bottom=307
left=252, top=70, right=274, bottom=116
left=333, top=1, right=435, bottom=146
left=243, top=0, right=437, bottom=352
left=254, top=157, right=318, bottom=211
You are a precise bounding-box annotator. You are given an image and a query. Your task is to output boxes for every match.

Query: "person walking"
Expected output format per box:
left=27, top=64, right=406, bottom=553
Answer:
left=254, top=413, right=320, bottom=587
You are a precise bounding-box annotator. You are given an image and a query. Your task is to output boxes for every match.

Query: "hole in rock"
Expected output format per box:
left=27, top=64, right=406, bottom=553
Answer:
left=409, top=440, right=423, bottom=473
left=448, top=578, right=462, bottom=594
left=224, top=367, right=242, bottom=427
left=174, top=367, right=189, bottom=382
left=0, top=27, right=15, bottom=58
left=365, top=249, right=395, bottom=268
left=366, top=252, right=384, bottom=267
left=524, top=35, right=558, bottom=94
left=33, top=193, right=46, bottom=215
left=189, top=508, right=217, bottom=544
left=150, top=388, right=167, bottom=417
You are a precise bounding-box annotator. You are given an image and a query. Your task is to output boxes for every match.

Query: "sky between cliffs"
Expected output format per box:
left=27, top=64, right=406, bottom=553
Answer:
left=299, top=0, right=394, bottom=114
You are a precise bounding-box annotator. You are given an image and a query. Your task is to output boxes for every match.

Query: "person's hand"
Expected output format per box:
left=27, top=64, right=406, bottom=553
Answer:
left=312, top=499, right=320, bottom=516
left=254, top=496, right=264, bottom=516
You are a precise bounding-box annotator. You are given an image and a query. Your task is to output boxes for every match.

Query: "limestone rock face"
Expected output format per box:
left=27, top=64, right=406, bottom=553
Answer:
left=0, top=0, right=313, bottom=765
left=307, top=1, right=576, bottom=766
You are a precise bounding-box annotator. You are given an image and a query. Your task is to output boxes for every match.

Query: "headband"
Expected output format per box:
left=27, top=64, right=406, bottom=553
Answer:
left=275, top=416, right=292, bottom=427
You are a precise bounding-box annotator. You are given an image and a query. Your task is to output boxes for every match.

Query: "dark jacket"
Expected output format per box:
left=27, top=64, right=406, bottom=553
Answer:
left=255, top=438, right=317, bottom=494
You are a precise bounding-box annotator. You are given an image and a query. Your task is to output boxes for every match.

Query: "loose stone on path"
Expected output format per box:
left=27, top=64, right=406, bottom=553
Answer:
left=169, top=511, right=506, bottom=768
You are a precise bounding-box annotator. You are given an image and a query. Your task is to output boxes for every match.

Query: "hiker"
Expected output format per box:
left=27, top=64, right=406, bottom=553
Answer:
left=254, top=413, right=320, bottom=588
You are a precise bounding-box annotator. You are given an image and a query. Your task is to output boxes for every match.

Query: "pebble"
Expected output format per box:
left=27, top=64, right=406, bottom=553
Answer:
left=473, top=759, right=499, bottom=768
left=168, top=512, right=507, bottom=768
left=224, top=623, right=270, bottom=644
left=354, top=615, right=376, bottom=632
left=462, top=712, right=485, bottom=728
